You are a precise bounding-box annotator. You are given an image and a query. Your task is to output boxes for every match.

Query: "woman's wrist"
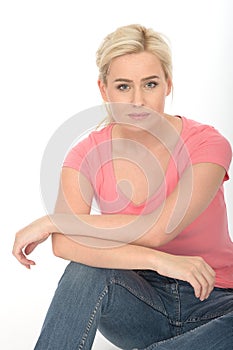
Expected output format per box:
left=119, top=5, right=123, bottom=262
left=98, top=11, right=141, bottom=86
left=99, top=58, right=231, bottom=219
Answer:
left=41, top=214, right=57, bottom=234
left=144, top=247, right=162, bottom=271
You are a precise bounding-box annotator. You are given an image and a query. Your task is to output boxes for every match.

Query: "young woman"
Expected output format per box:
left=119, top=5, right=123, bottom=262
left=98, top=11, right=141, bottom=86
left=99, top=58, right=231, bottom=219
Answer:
left=13, top=24, right=233, bottom=350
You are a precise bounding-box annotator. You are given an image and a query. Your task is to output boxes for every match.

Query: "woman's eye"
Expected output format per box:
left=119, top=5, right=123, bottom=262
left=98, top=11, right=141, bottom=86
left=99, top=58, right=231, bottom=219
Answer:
left=117, top=84, right=130, bottom=91
left=145, top=81, right=158, bottom=89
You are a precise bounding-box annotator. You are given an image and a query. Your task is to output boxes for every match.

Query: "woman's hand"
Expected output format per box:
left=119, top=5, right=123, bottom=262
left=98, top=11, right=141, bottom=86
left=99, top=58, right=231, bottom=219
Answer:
left=155, top=253, right=216, bottom=301
left=12, top=216, right=51, bottom=269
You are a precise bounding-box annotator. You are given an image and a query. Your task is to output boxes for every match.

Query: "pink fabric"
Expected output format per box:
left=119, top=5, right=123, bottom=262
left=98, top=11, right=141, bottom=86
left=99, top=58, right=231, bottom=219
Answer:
left=63, top=116, right=233, bottom=288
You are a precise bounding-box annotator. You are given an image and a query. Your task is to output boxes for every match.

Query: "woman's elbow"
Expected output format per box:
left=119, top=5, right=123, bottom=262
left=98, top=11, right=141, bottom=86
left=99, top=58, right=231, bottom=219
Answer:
left=133, top=230, right=165, bottom=248
left=52, top=233, right=64, bottom=257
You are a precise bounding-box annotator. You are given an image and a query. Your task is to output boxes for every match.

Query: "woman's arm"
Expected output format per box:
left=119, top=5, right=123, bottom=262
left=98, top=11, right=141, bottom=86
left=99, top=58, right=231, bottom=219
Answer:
left=51, top=163, right=226, bottom=248
left=134, top=162, right=226, bottom=247
left=12, top=166, right=216, bottom=300
left=52, top=232, right=215, bottom=301
left=13, top=163, right=225, bottom=263
left=12, top=217, right=215, bottom=301
left=52, top=163, right=218, bottom=301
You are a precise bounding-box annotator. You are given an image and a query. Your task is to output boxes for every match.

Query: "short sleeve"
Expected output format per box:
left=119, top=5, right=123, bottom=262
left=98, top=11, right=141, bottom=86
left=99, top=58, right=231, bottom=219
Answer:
left=63, top=136, right=92, bottom=182
left=62, top=126, right=113, bottom=188
left=187, top=125, right=232, bottom=181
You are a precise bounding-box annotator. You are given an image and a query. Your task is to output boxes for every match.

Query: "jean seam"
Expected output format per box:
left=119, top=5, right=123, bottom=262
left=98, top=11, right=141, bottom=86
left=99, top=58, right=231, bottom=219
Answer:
left=113, top=278, right=168, bottom=317
left=172, top=282, right=182, bottom=335
left=185, top=309, right=233, bottom=322
left=142, top=312, right=232, bottom=350
left=78, top=285, right=109, bottom=350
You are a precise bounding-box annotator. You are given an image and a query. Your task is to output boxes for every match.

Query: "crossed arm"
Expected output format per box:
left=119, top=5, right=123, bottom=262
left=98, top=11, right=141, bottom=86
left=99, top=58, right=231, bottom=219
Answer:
left=51, top=162, right=224, bottom=248
left=13, top=162, right=225, bottom=301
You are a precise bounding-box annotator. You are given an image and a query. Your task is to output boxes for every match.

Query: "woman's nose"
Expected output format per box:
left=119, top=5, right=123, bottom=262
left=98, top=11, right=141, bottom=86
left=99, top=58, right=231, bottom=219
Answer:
left=131, top=88, right=144, bottom=106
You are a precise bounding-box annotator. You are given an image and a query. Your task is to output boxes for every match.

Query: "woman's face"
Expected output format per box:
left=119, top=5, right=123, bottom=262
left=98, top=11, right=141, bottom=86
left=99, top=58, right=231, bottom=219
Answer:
left=98, top=51, right=172, bottom=120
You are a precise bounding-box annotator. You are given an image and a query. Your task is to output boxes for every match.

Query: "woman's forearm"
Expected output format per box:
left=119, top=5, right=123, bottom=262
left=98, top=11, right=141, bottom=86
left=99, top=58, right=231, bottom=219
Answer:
left=52, top=233, right=216, bottom=302
left=49, top=212, right=156, bottom=247
left=12, top=214, right=216, bottom=301
left=52, top=232, right=159, bottom=270
left=46, top=162, right=225, bottom=253
left=50, top=163, right=225, bottom=248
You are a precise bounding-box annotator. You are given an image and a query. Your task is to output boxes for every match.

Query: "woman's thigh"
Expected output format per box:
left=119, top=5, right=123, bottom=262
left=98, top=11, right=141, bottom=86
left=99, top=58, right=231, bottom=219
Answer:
left=64, top=263, right=175, bottom=349
left=179, top=284, right=233, bottom=334
left=43, top=263, right=233, bottom=350
left=118, top=271, right=233, bottom=350
left=141, top=310, right=233, bottom=350
left=124, top=271, right=233, bottom=350
left=35, top=263, right=172, bottom=350
left=98, top=281, right=172, bottom=349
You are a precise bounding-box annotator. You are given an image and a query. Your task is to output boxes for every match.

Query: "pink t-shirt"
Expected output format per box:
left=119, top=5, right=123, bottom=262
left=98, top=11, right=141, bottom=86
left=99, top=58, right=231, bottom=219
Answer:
left=63, top=116, right=233, bottom=288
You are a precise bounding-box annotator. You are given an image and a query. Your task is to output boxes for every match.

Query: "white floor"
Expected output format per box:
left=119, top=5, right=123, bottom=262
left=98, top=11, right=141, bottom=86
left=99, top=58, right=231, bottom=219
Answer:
left=93, top=331, right=121, bottom=349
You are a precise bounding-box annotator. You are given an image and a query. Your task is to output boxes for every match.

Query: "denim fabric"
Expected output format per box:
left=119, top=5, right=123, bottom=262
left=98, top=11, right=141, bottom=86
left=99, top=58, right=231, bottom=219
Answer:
left=34, top=262, right=233, bottom=350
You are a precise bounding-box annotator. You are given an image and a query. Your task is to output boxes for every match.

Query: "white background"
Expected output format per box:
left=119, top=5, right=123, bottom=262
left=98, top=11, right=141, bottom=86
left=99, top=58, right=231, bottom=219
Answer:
left=1, top=1, right=233, bottom=349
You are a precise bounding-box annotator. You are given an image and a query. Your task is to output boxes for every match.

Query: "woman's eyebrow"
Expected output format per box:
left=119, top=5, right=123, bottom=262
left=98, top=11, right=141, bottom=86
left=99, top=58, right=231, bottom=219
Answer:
left=141, top=75, right=160, bottom=81
left=113, top=75, right=160, bottom=83
left=113, top=78, right=132, bottom=83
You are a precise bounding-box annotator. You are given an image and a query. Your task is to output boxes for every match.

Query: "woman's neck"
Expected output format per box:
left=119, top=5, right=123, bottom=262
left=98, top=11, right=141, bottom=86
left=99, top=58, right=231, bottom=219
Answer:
left=111, top=114, right=182, bottom=150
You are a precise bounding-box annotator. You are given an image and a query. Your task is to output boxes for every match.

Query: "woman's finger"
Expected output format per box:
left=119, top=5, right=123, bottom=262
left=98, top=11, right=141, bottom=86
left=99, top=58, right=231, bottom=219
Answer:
left=186, top=261, right=215, bottom=300
left=25, top=242, right=39, bottom=255
left=13, top=247, right=36, bottom=268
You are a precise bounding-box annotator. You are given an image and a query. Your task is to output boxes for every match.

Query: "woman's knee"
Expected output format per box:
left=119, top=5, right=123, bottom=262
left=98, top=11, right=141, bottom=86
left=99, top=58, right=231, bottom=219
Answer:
left=59, top=262, right=116, bottom=289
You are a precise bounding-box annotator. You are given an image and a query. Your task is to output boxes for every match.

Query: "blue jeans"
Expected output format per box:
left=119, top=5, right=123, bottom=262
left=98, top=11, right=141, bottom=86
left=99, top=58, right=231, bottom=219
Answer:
left=34, top=262, right=233, bottom=350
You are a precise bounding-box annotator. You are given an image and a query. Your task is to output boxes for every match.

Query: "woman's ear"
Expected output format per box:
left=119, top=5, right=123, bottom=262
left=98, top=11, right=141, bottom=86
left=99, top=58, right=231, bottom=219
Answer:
left=98, top=79, right=108, bottom=101
left=166, top=78, right=172, bottom=96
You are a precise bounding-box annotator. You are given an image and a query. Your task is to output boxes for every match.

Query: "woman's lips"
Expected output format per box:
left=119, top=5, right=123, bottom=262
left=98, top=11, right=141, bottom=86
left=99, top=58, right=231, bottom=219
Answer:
left=127, top=112, right=150, bottom=120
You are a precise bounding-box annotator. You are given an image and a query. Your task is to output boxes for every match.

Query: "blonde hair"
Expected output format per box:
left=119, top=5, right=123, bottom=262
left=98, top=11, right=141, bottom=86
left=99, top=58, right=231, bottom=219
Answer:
left=96, top=24, right=173, bottom=85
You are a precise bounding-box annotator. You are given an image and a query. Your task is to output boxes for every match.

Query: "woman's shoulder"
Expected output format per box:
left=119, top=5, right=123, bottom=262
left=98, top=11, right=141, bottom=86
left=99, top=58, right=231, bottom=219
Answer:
left=180, top=116, right=230, bottom=143
left=179, top=116, right=232, bottom=173
left=63, top=124, right=113, bottom=171
left=181, top=115, right=214, bottom=131
left=89, top=123, right=113, bottom=142
left=71, top=123, right=113, bottom=151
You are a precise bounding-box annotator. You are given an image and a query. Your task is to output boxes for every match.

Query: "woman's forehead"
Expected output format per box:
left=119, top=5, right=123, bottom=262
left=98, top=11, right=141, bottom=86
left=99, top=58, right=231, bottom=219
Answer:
left=107, top=52, right=164, bottom=80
